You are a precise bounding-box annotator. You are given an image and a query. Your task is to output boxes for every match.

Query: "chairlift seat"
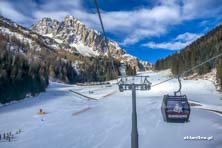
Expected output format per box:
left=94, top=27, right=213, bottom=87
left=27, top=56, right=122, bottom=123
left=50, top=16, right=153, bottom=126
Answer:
left=161, top=95, right=190, bottom=122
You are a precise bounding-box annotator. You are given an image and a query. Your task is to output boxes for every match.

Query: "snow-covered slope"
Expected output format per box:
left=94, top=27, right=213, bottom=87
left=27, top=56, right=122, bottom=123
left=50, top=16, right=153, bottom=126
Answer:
left=0, top=71, right=222, bottom=148
left=184, top=69, right=220, bottom=90
left=70, top=42, right=100, bottom=57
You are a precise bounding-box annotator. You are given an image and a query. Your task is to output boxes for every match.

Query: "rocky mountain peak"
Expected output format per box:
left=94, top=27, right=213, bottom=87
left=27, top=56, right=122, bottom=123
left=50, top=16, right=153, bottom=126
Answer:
left=31, top=15, right=151, bottom=70
left=32, top=15, right=124, bottom=56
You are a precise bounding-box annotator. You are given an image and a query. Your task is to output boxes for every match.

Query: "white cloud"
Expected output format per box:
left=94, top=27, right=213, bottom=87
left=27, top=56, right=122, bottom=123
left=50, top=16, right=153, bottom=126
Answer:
left=143, top=32, right=202, bottom=50
left=0, top=0, right=221, bottom=46
left=182, top=0, right=222, bottom=20
left=0, top=1, right=30, bottom=23
left=111, top=5, right=181, bottom=45
left=144, top=41, right=189, bottom=50
left=34, top=11, right=70, bottom=21
left=0, top=0, right=183, bottom=45
left=175, top=32, right=202, bottom=42
left=121, top=28, right=166, bottom=45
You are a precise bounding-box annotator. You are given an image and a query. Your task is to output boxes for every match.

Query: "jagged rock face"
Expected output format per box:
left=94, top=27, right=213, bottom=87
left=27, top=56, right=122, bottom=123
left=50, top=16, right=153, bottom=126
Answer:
left=0, top=16, right=61, bottom=55
left=32, top=16, right=116, bottom=55
left=31, top=15, right=151, bottom=70
left=32, top=16, right=126, bottom=57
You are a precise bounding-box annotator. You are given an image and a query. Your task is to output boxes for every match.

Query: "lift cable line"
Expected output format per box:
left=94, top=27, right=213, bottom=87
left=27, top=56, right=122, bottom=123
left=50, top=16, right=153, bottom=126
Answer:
left=151, top=77, right=175, bottom=88
left=93, top=0, right=117, bottom=77
left=181, top=52, right=222, bottom=76
left=151, top=51, right=222, bottom=88
left=94, top=0, right=106, bottom=38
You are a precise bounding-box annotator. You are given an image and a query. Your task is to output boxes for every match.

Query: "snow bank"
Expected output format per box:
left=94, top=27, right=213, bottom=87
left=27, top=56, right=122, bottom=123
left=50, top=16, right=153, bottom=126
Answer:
left=189, top=100, right=222, bottom=117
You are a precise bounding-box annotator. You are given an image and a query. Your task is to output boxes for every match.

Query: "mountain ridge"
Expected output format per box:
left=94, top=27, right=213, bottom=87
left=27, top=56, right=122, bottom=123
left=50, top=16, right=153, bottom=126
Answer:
left=31, top=15, right=152, bottom=71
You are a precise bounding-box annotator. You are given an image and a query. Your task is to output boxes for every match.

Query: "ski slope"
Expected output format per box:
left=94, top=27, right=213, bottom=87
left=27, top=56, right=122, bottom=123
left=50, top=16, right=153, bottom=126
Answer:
left=0, top=70, right=222, bottom=148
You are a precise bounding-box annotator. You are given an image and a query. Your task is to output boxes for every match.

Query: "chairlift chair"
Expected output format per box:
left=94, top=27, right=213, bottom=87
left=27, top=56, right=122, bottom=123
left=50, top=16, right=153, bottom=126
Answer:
left=161, top=95, right=190, bottom=122
left=161, top=76, right=191, bottom=122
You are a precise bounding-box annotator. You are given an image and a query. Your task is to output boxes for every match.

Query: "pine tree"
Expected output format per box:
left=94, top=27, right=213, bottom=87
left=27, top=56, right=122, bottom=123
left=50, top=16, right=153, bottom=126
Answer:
left=216, top=59, right=222, bottom=89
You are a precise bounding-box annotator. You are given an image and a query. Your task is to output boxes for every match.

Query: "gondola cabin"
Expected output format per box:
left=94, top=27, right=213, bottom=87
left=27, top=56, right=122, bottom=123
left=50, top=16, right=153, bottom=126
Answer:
left=161, top=95, right=190, bottom=122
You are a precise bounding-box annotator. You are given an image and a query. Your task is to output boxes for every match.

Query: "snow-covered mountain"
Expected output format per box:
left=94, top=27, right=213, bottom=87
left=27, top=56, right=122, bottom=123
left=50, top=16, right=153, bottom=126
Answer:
left=0, top=15, right=152, bottom=103
left=0, top=16, right=61, bottom=55
left=0, top=15, right=151, bottom=75
left=31, top=16, right=151, bottom=71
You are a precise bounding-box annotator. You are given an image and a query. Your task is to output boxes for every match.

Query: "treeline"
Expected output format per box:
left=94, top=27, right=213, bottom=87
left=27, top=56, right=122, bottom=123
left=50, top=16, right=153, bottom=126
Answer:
left=48, top=59, right=78, bottom=83
left=0, top=32, right=135, bottom=83
left=48, top=56, right=130, bottom=83
left=0, top=18, right=138, bottom=103
left=0, top=50, right=127, bottom=103
left=79, top=57, right=136, bottom=82
left=78, top=57, right=120, bottom=82
left=155, top=23, right=222, bottom=88
left=0, top=34, right=136, bottom=103
left=0, top=50, right=48, bottom=103
left=126, top=64, right=136, bottom=76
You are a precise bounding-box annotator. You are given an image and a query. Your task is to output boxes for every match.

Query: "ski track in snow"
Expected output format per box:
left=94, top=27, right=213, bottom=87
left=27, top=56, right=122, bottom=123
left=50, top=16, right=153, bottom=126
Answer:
left=0, top=70, right=222, bottom=148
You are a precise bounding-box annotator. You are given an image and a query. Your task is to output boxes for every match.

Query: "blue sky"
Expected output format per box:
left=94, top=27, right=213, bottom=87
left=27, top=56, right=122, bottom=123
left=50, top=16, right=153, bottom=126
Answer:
left=0, top=0, right=222, bottom=63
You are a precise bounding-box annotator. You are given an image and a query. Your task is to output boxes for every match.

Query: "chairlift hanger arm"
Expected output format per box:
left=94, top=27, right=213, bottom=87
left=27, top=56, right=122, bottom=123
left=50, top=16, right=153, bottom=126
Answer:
left=174, top=76, right=182, bottom=96
left=118, top=76, right=151, bottom=84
